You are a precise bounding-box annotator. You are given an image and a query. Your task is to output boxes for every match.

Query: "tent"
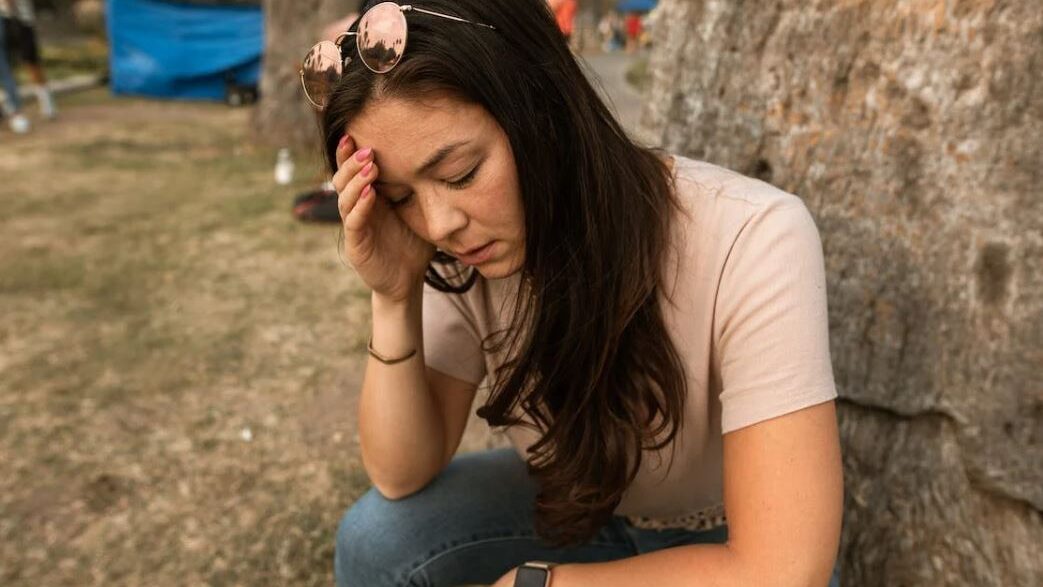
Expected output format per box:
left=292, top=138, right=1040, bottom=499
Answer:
left=616, top=0, right=658, bottom=12
left=106, top=0, right=264, bottom=100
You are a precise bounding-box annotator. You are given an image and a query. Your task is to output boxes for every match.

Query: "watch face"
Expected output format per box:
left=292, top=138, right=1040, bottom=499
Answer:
left=515, top=565, right=549, bottom=587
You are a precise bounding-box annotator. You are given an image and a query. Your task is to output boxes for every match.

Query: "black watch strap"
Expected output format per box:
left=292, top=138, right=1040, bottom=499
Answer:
left=514, top=561, right=556, bottom=587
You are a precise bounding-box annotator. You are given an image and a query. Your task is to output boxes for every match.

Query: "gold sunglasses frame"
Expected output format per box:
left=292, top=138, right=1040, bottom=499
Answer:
left=300, top=2, right=496, bottom=110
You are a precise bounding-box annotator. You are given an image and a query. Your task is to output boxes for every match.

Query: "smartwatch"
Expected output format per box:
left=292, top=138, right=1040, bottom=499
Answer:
left=513, top=561, right=556, bottom=587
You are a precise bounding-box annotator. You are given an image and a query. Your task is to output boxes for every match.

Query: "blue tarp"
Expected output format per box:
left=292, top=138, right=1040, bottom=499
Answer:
left=616, top=0, right=657, bottom=12
left=106, top=0, right=264, bottom=100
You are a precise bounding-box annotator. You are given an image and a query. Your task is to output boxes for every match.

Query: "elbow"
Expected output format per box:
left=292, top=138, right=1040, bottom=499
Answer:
left=360, top=446, right=446, bottom=500
left=370, top=469, right=440, bottom=501
left=731, top=545, right=837, bottom=587
left=373, top=483, right=419, bottom=501
left=790, top=564, right=839, bottom=587
left=771, top=560, right=838, bottom=587
left=748, top=568, right=833, bottom=587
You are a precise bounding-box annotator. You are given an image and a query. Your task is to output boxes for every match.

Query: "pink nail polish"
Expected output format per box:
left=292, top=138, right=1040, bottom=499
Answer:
left=361, top=162, right=373, bottom=177
left=355, top=147, right=372, bottom=162
left=338, top=135, right=349, bottom=149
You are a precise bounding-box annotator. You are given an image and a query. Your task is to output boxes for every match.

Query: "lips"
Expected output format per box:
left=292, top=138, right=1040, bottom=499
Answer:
left=453, top=241, right=496, bottom=265
left=456, top=243, right=490, bottom=256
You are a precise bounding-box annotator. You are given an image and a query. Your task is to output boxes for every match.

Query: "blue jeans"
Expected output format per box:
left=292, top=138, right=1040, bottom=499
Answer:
left=0, top=18, right=22, bottom=112
left=335, top=448, right=841, bottom=586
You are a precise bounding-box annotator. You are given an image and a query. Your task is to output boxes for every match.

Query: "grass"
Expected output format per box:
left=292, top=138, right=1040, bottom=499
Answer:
left=0, top=88, right=375, bottom=585
left=625, top=55, right=651, bottom=93
left=40, top=37, right=110, bottom=79
left=13, top=36, right=109, bottom=84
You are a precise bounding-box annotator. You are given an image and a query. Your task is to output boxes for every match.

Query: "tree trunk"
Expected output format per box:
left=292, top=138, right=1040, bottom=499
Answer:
left=254, top=0, right=357, bottom=156
left=642, top=1, right=1041, bottom=585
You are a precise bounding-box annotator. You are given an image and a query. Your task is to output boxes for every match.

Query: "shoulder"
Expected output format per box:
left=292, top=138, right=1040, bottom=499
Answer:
left=663, top=154, right=824, bottom=294
left=670, top=154, right=807, bottom=218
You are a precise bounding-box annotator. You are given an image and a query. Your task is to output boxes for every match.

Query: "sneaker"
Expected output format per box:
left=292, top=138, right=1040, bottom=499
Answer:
left=9, top=114, right=30, bottom=134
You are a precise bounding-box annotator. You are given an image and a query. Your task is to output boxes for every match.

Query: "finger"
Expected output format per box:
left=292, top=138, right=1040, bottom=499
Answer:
left=337, top=160, right=379, bottom=220
left=343, top=183, right=379, bottom=233
left=331, top=134, right=356, bottom=190
left=332, top=144, right=374, bottom=193
left=334, top=134, right=354, bottom=168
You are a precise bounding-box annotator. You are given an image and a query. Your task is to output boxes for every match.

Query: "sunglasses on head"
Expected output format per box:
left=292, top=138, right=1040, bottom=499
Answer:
left=300, top=2, right=497, bottom=110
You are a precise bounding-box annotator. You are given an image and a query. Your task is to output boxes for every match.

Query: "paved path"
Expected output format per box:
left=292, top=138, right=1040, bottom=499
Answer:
left=577, top=51, right=647, bottom=139
left=17, top=73, right=103, bottom=99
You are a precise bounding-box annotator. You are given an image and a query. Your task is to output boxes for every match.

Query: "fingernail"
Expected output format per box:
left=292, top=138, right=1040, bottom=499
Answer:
left=361, top=185, right=372, bottom=198
left=338, top=135, right=349, bottom=149
left=361, top=162, right=373, bottom=177
left=355, top=147, right=372, bottom=162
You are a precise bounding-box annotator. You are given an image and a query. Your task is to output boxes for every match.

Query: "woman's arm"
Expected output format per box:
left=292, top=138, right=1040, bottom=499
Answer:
left=359, top=290, right=478, bottom=499
left=333, top=136, right=482, bottom=499
left=719, top=400, right=842, bottom=585
left=494, top=400, right=843, bottom=586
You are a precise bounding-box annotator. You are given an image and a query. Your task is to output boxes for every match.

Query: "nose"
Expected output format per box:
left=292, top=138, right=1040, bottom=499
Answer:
left=419, top=191, right=468, bottom=243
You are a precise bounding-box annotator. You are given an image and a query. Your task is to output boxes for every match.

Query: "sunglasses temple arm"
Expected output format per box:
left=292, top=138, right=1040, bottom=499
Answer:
left=404, top=6, right=496, bottom=30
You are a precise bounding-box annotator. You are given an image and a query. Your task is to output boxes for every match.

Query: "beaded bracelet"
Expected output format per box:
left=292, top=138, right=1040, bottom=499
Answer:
left=367, top=337, right=417, bottom=365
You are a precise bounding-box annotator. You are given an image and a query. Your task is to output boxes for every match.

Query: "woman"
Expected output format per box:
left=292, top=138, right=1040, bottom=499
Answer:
left=304, top=1, right=843, bottom=585
left=0, top=0, right=55, bottom=119
left=547, top=0, right=577, bottom=44
left=0, top=5, right=29, bottom=134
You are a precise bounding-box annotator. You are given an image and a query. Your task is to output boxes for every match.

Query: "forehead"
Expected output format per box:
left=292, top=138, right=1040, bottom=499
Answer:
left=346, top=96, right=497, bottom=179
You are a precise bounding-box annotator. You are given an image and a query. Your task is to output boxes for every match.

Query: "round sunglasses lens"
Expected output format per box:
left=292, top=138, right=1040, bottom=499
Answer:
left=357, top=2, right=407, bottom=74
left=302, top=41, right=343, bottom=109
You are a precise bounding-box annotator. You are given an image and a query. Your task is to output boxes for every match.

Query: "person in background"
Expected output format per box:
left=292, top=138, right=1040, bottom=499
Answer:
left=0, top=0, right=56, bottom=119
left=624, top=10, right=642, bottom=53
left=0, top=4, right=28, bottom=134
left=598, top=9, right=623, bottom=52
left=547, top=0, right=577, bottom=45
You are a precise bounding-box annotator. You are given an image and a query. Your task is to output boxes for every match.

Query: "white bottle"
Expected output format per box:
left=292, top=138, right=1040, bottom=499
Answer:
left=274, top=148, right=295, bottom=185
left=9, top=113, right=31, bottom=134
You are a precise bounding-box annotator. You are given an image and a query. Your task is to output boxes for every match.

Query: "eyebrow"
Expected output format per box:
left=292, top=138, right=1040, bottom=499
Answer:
left=415, top=140, right=470, bottom=177
left=373, top=140, right=472, bottom=191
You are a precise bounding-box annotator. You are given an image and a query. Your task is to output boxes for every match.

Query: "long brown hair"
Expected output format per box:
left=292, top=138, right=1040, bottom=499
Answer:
left=322, top=0, right=688, bottom=546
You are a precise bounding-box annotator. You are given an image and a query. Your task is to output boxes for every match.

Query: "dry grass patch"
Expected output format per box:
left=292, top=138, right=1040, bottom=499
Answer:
left=0, top=89, right=374, bottom=585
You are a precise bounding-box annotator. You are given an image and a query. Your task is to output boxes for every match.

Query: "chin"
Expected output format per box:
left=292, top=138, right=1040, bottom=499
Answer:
left=475, top=256, right=524, bottom=280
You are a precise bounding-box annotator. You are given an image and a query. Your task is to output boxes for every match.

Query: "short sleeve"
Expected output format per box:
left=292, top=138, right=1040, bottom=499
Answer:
left=422, top=283, right=487, bottom=385
left=714, top=199, right=837, bottom=433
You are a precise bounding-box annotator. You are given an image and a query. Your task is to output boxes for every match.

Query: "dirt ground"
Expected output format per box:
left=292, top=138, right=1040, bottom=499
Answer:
left=0, top=89, right=500, bottom=586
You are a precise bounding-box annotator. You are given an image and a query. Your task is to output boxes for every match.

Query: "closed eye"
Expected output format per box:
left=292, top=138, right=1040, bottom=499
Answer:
left=387, top=160, right=484, bottom=209
left=386, top=192, right=413, bottom=209
left=446, top=161, right=482, bottom=190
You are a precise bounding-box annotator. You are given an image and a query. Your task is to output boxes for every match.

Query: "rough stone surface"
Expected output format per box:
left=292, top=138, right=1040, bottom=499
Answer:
left=641, top=1, right=1041, bottom=585
left=255, top=0, right=357, bottom=153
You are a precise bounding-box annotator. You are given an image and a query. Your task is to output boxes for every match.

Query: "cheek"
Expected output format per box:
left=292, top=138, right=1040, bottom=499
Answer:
left=481, top=172, right=523, bottom=231
left=502, top=188, right=525, bottom=238
left=394, top=206, right=431, bottom=240
left=474, top=194, right=519, bottom=234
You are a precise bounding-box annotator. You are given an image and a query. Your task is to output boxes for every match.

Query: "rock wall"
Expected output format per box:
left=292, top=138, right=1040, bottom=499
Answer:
left=254, top=0, right=358, bottom=154
left=642, top=1, right=1042, bottom=584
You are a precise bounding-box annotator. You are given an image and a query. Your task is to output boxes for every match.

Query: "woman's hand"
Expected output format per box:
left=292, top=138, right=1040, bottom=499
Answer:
left=333, top=134, right=435, bottom=302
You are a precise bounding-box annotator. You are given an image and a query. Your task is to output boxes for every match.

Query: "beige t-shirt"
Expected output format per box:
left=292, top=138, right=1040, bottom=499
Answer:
left=422, top=155, right=837, bottom=527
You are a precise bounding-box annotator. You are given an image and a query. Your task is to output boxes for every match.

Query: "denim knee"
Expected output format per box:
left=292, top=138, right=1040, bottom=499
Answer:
left=335, top=487, right=418, bottom=586
left=334, top=449, right=541, bottom=586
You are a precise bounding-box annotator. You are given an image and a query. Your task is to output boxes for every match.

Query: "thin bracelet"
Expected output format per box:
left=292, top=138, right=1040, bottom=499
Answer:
left=367, top=337, right=417, bottom=365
